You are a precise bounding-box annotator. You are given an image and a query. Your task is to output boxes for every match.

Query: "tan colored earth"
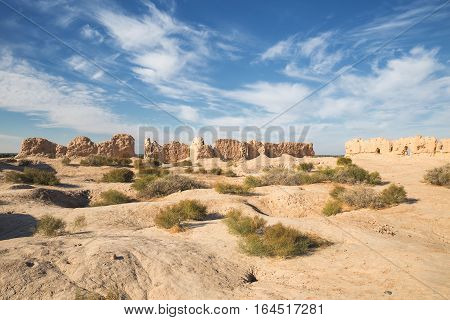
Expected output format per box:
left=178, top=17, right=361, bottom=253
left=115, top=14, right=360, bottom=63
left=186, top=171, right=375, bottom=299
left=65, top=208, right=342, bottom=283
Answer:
left=0, top=155, right=449, bottom=299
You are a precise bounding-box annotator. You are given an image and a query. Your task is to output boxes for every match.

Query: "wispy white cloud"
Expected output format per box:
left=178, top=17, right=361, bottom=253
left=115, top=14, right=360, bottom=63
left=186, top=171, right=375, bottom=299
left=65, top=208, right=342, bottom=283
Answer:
left=0, top=51, right=134, bottom=134
left=80, top=24, right=104, bottom=43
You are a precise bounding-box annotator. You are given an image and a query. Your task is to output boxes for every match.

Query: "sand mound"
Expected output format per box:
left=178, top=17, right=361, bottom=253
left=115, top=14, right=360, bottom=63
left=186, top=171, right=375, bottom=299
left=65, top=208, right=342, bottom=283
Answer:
left=0, top=231, right=246, bottom=299
left=25, top=188, right=90, bottom=208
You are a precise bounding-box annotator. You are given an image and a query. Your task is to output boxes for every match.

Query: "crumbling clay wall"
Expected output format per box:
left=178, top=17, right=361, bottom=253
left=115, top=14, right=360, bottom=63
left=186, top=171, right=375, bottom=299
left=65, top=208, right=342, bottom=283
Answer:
left=18, top=134, right=135, bottom=158
left=145, top=137, right=315, bottom=163
left=345, top=136, right=449, bottom=157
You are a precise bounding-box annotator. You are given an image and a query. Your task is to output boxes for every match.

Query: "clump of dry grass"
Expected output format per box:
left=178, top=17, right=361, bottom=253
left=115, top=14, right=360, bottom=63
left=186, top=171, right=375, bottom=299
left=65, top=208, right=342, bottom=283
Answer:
left=5, top=168, right=59, bottom=185
left=224, top=209, right=325, bottom=258
left=72, top=215, right=87, bottom=231
left=298, top=162, right=314, bottom=172
left=224, top=209, right=266, bottom=236
left=209, top=167, right=222, bottom=175
left=36, top=215, right=66, bottom=236
left=322, top=200, right=343, bottom=216
left=184, top=167, right=194, bottom=173
left=336, top=157, right=352, bottom=166
left=154, top=200, right=208, bottom=230
left=223, top=169, right=237, bottom=177
left=424, top=164, right=450, bottom=187
left=102, top=168, right=134, bottom=183
left=61, top=157, right=71, bottom=166
left=215, top=183, right=252, bottom=195
left=324, top=183, right=407, bottom=213
left=92, top=190, right=132, bottom=206
left=80, top=155, right=131, bottom=167
left=135, top=175, right=206, bottom=198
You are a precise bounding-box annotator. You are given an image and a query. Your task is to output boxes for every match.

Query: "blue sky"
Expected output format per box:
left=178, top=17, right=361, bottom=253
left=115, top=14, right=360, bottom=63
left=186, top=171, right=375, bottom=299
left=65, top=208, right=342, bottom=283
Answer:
left=0, top=0, right=449, bottom=154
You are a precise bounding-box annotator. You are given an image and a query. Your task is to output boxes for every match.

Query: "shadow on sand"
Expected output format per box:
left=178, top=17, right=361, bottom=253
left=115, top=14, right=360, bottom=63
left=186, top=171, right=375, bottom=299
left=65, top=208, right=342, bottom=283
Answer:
left=0, top=213, right=37, bottom=241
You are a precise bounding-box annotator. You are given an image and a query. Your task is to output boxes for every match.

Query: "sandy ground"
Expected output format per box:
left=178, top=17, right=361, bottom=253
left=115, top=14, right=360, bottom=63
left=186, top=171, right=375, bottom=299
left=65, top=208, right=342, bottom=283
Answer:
left=0, top=155, right=449, bottom=299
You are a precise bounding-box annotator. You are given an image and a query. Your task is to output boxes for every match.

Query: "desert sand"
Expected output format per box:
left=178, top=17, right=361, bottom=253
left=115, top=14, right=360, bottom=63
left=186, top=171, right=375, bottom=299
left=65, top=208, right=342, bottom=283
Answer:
left=0, top=155, right=449, bottom=300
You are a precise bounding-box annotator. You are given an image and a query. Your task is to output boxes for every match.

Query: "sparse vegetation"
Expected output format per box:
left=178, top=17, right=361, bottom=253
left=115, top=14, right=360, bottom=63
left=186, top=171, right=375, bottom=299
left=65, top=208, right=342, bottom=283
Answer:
left=5, top=168, right=59, bottom=185
left=80, top=155, right=131, bottom=167
left=224, top=209, right=266, bottom=236
left=92, top=190, right=132, bottom=206
left=243, top=176, right=263, bottom=188
left=322, top=200, right=343, bottom=216
left=209, top=167, right=222, bottom=175
left=61, top=157, right=71, bottom=166
left=184, top=167, right=194, bottom=173
left=241, top=267, right=257, bottom=283
left=173, top=160, right=192, bottom=167
left=328, top=183, right=407, bottom=211
left=72, top=215, right=87, bottom=231
left=298, top=162, right=314, bottom=172
left=154, top=200, right=208, bottom=230
left=133, top=159, right=143, bottom=170
left=424, top=164, right=450, bottom=187
left=215, top=183, right=251, bottom=195
left=102, top=168, right=134, bottom=183
left=336, top=157, right=352, bottom=166
left=138, top=167, right=169, bottom=176
left=224, top=169, right=237, bottom=177
left=36, top=215, right=66, bottom=236
left=378, top=184, right=407, bottom=206
left=18, top=159, right=32, bottom=166
left=135, top=174, right=206, bottom=198
left=241, top=223, right=321, bottom=258
left=197, top=167, right=207, bottom=174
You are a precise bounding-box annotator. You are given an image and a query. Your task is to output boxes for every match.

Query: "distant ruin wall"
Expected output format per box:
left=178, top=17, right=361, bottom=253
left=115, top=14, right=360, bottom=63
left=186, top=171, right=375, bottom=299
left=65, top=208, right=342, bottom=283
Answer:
left=345, top=136, right=450, bottom=157
left=18, top=134, right=135, bottom=158
left=145, top=137, right=315, bottom=163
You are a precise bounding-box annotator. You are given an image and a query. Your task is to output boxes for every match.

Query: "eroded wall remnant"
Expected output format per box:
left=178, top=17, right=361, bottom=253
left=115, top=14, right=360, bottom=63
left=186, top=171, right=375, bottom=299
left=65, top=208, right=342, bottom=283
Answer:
left=345, top=136, right=450, bottom=157
left=18, top=134, right=135, bottom=158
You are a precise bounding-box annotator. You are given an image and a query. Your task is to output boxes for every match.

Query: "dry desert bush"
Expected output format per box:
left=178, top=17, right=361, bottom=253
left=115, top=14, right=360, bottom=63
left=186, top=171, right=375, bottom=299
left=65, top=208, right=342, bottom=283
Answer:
left=214, top=183, right=252, bottom=195
left=61, top=157, right=71, bottom=166
left=197, top=168, right=207, bottom=174
left=172, top=160, right=192, bottom=167
left=424, top=164, right=450, bottom=187
left=5, top=168, right=59, bottom=186
left=154, top=199, right=208, bottom=230
left=298, top=162, right=314, bottom=172
left=135, top=174, right=207, bottom=198
left=209, top=167, right=223, bottom=175
left=224, top=210, right=324, bottom=258
left=322, top=200, right=343, bottom=216
left=102, top=168, right=134, bottom=183
left=336, top=157, right=352, bottom=166
left=324, top=183, right=407, bottom=213
left=92, top=190, right=132, bottom=206
left=223, top=169, right=237, bottom=177
left=184, top=167, right=194, bottom=173
left=80, top=155, right=131, bottom=167
left=72, top=215, right=87, bottom=231
left=36, top=215, right=66, bottom=236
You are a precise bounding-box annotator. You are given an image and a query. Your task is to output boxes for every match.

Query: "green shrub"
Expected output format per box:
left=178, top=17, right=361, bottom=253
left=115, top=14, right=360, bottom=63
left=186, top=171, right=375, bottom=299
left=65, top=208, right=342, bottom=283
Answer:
left=154, top=200, right=208, bottom=229
left=298, top=162, right=314, bottom=172
left=224, top=169, right=237, bottom=177
left=243, top=176, right=263, bottom=188
left=173, top=160, right=192, bottom=167
left=61, top=157, right=71, bottom=166
left=259, top=167, right=303, bottom=186
left=379, top=184, right=407, bottom=205
left=184, top=167, right=194, bottom=173
left=337, top=157, right=352, bottom=166
left=215, top=183, right=251, bottom=195
left=93, top=190, right=132, bottom=206
left=241, top=223, right=319, bottom=258
left=80, top=155, right=131, bottom=167
left=136, top=175, right=206, bottom=198
left=209, top=167, right=222, bottom=175
left=322, top=200, right=343, bottom=216
left=132, top=175, right=158, bottom=192
left=329, top=185, right=346, bottom=199
left=5, top=168, right=59, bottom=185
left=102, top=168, right=134, bottom=183
left=36, top=215, right=66, bottom=236
left=367, top=171, right=382, bottom=185
left=424, top=164, right=450, bottom=187
left=224, top=209, right=266, bottom=236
